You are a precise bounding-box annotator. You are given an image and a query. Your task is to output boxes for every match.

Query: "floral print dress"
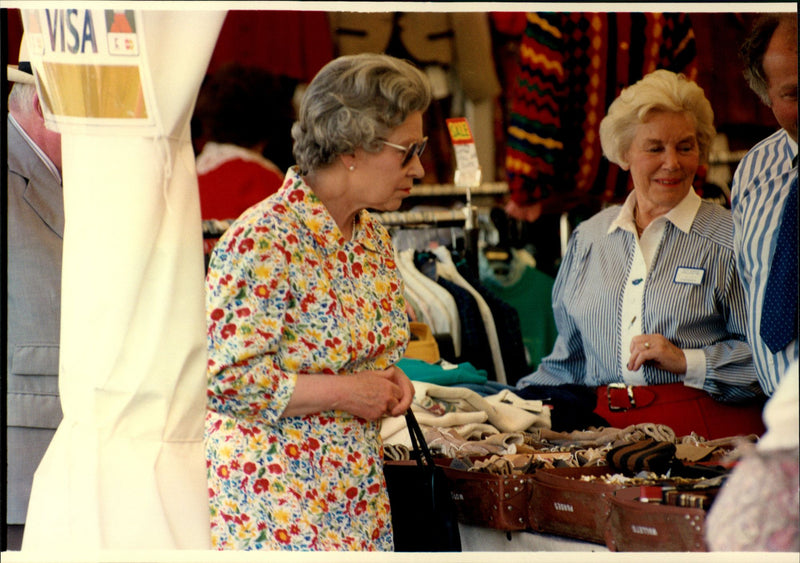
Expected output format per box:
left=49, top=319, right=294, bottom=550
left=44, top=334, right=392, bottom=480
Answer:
left=205, top=167, right=409, bottom=550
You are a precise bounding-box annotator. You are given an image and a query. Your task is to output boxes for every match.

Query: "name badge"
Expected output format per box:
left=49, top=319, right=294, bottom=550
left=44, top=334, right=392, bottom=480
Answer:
left=674, top=267, right=705, bottom=285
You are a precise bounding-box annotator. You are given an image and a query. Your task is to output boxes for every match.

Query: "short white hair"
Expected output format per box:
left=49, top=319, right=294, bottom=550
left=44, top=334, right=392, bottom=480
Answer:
left=599, top=69, right=716, bottom=168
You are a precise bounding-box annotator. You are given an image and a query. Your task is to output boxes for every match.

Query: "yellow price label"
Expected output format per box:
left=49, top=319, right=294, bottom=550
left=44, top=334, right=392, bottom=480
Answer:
left=446, top=117, right=474, bottom=144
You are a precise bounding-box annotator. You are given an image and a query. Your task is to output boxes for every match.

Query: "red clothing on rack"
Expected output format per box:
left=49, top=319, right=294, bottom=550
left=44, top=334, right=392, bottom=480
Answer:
left=197, top=142, right=284, bottom=256
left=199, top=158, right=283, bottom=222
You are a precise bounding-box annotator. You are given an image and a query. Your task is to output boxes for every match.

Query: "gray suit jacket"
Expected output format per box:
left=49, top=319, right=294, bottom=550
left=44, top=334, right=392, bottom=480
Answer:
left=5, top=115, right=64, bottom=523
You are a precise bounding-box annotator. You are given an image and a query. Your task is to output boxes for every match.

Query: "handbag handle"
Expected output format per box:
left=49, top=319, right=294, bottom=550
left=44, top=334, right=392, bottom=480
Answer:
left=404, top=409, right=435, bottom=469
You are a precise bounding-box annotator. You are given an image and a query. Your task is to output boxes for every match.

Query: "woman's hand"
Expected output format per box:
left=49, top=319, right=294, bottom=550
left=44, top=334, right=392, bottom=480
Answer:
left=337, top=366, right=415, bottom=420
left=383, top=365, right=415, bottom=416
left=628, top=334, right=687, bottom=375
left=283, top=366, right=415, bottom=420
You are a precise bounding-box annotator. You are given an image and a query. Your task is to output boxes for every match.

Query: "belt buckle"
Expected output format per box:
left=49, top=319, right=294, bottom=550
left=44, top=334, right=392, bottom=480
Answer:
left=607, top=383, right=636, bottom=411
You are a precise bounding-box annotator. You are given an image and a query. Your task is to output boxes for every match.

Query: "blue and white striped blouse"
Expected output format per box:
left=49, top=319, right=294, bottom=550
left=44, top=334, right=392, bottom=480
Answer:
left=517, top=191, right=762, bottom=403
left=731, top=128, right=799, bottom=396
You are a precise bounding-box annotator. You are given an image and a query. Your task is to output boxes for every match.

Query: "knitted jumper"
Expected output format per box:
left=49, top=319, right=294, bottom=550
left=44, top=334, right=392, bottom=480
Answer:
left=505, top=12, right=698, bottom=212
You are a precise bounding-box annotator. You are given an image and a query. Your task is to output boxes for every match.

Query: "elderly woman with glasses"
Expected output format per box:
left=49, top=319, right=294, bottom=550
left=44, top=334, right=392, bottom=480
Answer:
left=515, top=70, right=765, bottom=439
left=204, top=53, right=428, bottom=551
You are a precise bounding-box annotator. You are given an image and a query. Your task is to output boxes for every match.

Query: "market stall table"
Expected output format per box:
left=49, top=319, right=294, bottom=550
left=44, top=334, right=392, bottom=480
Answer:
left=459, top=523, right=609, bottom=552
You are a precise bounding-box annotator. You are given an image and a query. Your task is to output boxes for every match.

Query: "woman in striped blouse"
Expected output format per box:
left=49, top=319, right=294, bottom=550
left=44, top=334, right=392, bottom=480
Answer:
left=516, top=70, right=764, bottom=438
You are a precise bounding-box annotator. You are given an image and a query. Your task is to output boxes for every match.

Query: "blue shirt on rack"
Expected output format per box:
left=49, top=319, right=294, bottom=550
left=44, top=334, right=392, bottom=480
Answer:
left=517, top=189, right=762, bottom=403
left=731, top=128, right=799, bottom=396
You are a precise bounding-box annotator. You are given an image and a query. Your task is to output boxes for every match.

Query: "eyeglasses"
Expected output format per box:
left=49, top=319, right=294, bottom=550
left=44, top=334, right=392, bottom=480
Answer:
left=380, top=136, right=428, bottom=167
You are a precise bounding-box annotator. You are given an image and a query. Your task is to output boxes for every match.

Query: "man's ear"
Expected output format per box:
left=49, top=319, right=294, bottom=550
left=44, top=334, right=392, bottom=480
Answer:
left=32, top=90, right=45, bottom=120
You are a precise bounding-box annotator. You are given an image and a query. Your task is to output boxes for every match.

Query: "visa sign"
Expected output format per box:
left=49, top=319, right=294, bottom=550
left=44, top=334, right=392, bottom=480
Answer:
left=45, top=9, right=98, bottom=54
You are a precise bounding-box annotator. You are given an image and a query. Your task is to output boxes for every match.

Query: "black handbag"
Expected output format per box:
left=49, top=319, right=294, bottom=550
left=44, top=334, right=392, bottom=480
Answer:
left=383, top=410, right=462, bottom=552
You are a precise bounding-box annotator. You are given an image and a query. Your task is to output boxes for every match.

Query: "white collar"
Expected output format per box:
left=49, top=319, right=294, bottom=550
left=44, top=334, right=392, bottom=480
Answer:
left=609, top=188, right=701, bottom=236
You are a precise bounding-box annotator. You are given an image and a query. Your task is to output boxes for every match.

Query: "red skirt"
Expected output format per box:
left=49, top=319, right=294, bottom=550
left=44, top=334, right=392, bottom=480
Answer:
left=594, top=383, right=766, bottom=440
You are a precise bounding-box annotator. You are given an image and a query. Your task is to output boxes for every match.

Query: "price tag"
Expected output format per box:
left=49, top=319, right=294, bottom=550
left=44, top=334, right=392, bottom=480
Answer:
left=446, top=117, right=482, bottom=187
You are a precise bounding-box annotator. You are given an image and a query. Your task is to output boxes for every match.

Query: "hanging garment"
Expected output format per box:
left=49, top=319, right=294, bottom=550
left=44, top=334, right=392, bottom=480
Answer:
left=404, top=283, right=434, bottom=328
left=480, top=248, right=558, bottom=371
left=437, top=277, right=494, bottom=377
left=413, top=249, right=467, bottom=357
left=398, top=248, right=462, bottom=357
left=206, top=11, right=334, bottom=83
left=396, top=248, right=453, bottom=336
left=329, top=12, right=502, bottom=183
left=458, top=266, right=529, bottom=386
left=505, top=12, right=698, bottom=214
left=444, top=246, right=530, bottom=385
left=429, top=245, right=507, bottom=384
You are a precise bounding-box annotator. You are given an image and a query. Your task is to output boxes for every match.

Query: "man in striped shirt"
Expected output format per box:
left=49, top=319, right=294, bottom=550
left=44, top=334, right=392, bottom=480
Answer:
left=732, top=13, right=798, bottom=396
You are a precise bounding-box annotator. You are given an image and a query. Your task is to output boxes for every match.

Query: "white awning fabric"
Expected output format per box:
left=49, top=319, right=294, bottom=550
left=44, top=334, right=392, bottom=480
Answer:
left=21, top=9, right=226, bottom=551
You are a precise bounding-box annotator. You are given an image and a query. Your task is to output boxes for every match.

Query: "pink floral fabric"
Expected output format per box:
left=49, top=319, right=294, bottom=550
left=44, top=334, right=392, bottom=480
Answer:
left=705, top=445, right=800, bottom=551
left=204, top=167, right=409, bottom=550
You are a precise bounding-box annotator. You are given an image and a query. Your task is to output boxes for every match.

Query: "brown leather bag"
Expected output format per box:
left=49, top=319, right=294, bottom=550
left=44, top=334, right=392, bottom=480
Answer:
left=605, top=486, right=713, bottom=551
left=439, top=460, right=535, bottom=531
left=529, top=466, right=622, bottom=543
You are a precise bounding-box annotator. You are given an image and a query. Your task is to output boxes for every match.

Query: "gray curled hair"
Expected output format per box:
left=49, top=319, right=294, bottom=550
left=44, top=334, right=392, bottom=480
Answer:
left=292, top=53, right=432, bottom=174
left=599, top=69, right=716, bottom=168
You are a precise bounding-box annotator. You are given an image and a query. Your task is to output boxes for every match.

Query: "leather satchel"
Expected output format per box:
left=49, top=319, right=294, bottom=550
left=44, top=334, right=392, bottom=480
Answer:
left=383, top=410, right=462, bottom=552
left=440, top=460, right=534, bottom=531
left=605, top=486, right=712, bottom=551
left=529, top=466, right=622, bottom=543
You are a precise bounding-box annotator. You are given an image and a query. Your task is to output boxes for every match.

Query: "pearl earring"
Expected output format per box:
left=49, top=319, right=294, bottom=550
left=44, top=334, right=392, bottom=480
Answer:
left=349, top=165, right=355, bottom=171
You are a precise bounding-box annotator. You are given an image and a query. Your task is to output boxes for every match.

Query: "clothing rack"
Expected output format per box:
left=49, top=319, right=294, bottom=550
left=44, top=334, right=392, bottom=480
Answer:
left=373, top=208, right=470, bottom=227
left=408, top=181, right=509, bottom=198
left=202, top=210, right=473, bottom=237
left=203, top=209, right=474, bottom=236
left=202, top=183, right=509, bottom=236
left=407, top=181, right=509, bottom=274
left=386, top=173, right=487, bottom=277
left=376, top=207, right=479, bottom=278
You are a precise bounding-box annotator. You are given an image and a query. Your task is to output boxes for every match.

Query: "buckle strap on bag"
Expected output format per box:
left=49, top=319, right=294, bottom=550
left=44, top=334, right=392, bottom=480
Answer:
left=607, top=383, right=636, bottom=411
left=603, top=383, right=658, bottom=411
